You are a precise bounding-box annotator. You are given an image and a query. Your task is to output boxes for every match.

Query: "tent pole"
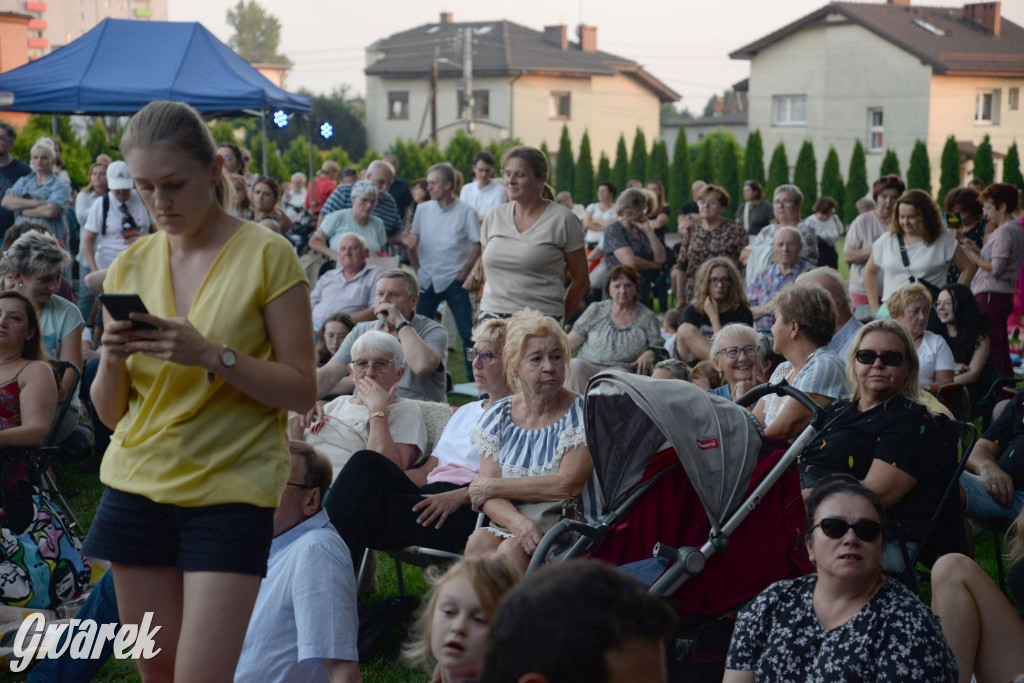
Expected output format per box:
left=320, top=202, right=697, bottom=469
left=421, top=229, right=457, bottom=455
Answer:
left=51, top=114, right=57, bottom=138
left=307, top=115, right=314, bottom=188
left=260, top=109, right=268, bottom=175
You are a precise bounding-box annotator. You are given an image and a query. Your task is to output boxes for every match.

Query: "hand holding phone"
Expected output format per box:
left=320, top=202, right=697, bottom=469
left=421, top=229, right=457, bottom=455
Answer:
left=98, top=293, right=158, bottom=330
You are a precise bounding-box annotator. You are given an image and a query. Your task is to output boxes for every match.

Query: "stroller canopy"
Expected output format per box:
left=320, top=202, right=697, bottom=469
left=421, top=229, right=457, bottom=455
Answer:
left=585, top=371, right=764, bottom=532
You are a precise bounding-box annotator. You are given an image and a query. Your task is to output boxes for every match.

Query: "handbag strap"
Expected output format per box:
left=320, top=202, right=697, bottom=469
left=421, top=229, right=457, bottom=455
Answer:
left=896, top=233, right=919, bottom=283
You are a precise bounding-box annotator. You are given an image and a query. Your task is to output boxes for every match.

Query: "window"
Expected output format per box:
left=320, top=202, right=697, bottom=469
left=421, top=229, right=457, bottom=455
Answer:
left=773, top=95, right=807, bottom=126
left=456, top=90, right=490, bottom=119
left=1010, top=88, right=1020, bottom=111
left=975, top=90, right=1000, bottom=124
left=387, top=91, right=409, bottom=120
left=867, top=108, right=884, bottom=153
left=550, top=91, right=571, bottom=120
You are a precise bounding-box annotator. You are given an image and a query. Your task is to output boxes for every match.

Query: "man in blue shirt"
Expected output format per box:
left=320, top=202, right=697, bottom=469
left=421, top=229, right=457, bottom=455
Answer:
left=235, top=442, right=361, bottom=683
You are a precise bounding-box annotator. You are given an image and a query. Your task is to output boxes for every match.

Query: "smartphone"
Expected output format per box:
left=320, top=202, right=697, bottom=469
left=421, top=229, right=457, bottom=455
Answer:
left=943, top=211, right=963, bottom=232
left=98, top=293, right=157, bottom=330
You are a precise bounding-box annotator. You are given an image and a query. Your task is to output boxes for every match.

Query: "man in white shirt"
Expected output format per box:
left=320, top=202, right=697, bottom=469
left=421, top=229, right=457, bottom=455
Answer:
left=458, top=151, right=506, bottom=222
left=406, top=162, right=480, bottom=380
left=234, top=442, right=361, bottom=683
left=82, top=160, right=152, bottom=272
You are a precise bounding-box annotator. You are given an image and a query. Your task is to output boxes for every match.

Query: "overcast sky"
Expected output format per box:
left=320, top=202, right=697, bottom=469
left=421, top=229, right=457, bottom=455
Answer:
left=169, top=0, right=1024, bottom=113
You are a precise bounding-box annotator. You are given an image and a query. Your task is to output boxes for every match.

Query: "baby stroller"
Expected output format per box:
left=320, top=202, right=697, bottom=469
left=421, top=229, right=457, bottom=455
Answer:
left=529, top=372, right=825, bottom=674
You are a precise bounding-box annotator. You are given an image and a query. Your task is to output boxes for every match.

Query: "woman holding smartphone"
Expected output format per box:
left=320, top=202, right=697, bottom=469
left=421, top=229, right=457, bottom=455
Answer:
left=85, top=101, right=315, bottom=682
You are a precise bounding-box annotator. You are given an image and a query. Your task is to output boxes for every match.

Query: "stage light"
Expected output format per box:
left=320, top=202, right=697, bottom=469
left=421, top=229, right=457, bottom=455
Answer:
left=320, top=122, right=334, bottom=140
left=273, top=110, right=289, bottom=128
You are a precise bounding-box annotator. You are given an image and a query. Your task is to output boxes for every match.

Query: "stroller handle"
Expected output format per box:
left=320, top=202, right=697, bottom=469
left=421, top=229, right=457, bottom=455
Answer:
left=735, top=377, right=828, bottom=430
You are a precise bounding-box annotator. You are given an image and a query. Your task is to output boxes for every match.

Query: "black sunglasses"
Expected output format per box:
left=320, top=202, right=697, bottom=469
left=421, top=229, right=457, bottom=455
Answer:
left=814, top=518, right=883, bottom=542
left=854, top=350, right=905, bottom=367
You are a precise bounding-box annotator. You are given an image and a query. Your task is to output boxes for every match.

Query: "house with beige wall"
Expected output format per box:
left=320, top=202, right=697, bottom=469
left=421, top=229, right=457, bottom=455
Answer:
left=731, top=0, right=1024, bottom=197
left=364, top=13, right=677, bottom=166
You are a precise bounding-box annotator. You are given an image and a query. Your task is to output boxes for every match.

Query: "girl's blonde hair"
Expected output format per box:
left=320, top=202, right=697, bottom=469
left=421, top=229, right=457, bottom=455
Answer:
left=690, top=257, right=747, bottom=314
left=403, top=556, right=520, bottom=677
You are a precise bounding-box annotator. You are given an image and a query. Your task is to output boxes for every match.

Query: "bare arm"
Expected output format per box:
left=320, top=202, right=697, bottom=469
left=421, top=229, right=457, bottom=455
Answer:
left=275, top=209, right=293, bottom=234
left=363, top=402, right=419, bottom=470
left=316, top=360, right=349, bottom=398
left=83, top=231, right=100, bottom=272
left=324, top=659, right=361, bottom=683
left=860, top=459, right=917, bottom=507
left=863, top=255, right=881, bottom=315
left=927, top=370, right=954, bottom=394
left=843, top=245, right=872, bottom=266
left=1, top=195, right=44, bottom=211
left=470, top=444, right=593, bottom=506
left=677, top=323, right=711, bottom=361
left=611, top=247, right=661, bottom=272
left=405, top=455, right=438, bottom=488
left=22, top=203, right=59, bottom=219
left=762, top=392, right=834, bottom=440
left=952, top=246, right=977, bottom=285
left=396, top=321, right=442, bottom=377
left=567, top=330, right=585, bottom=354
left=308, top=231, right=334, bottom=260
left=722, top=671, right=755, bottom=683
left=953, top=336, right=989, bottom=385
left=967, top=438, right=1015, bottom=506
left=58, top=326, right=83, bottom=397
left=563, top=249, right=589, bottom=321
left=457, top=243, right=482, bottom=282
left=0, top=362, right=58, bottom=447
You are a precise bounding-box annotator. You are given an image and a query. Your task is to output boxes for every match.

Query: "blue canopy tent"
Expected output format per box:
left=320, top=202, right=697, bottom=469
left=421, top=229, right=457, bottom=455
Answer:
left=0, top=18, right=312, bottom=169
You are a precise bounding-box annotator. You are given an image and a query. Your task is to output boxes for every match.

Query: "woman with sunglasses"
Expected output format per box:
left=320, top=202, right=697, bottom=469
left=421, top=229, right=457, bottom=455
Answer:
left=325, top=320, right=511, bottom=562
left=797, top=319, right=965, bottom=570
left=724, top=474, right=958, bottom=682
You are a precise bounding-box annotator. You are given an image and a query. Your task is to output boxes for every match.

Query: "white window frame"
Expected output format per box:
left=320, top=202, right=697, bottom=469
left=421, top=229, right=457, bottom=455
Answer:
left=456, top=89, right=490, bottom=119
left=867, top=108, right=884, bottom=153
left=549, top=91, right=571, bottom=120
left=975, top=90, right=1000, bottom=125
left=387, top=91, right=409, bottom=120
left=773, top=95, right=807, bottom=126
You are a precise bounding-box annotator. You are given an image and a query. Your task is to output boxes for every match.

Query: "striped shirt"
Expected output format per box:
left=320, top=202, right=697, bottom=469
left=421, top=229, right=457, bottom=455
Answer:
left=320, top=183, right=403, bottom=234
left=762, top=346, right=849, bottom=428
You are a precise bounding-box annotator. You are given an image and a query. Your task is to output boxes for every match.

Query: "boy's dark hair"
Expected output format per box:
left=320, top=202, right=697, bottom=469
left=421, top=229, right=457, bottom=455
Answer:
left=480, top=559, right=676, bottom=683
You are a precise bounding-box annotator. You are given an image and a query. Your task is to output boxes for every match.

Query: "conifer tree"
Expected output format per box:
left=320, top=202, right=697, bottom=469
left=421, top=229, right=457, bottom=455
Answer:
left=820, top=146, right=845, bottom=221
left=974, top=134, right=995, bottom=186
left=718, top=140, right=741, bottom=219
left=844, top=140, right=869, bottom=222
left=938, top=135, right=961, bottom=203
left=669, top=127, right=692, bottom=212
left=629, top=128, right=648, bottom=184
left=1003, top=141, right=1024, bottom=189
left=879, top=148, right=901, bottom=178
left=906, top=140, right=932, bottom=195
left=766, top=142, right=789, bottom=198
left=555, top=124, right=575, bottom=194
left=597, top=152, right=612, bottom=188
left=743, top=130, right=766, bottom=186
left=575, top=130, right=595, bottom=206
left=612, top=134, right=629, bottom=193
left=793, top=140, right=818, bottom=209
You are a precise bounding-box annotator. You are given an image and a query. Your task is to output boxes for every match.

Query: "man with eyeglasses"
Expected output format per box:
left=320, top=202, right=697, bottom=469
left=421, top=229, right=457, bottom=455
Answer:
left=0, top=123, right=30, bottom=238
left=301, top=330, right=427, bottom=479
left=82, top=160, right=153, bottom=274
left=235, top=441, right=362, bottom=683
left=315, top=269, right=448, bottom=402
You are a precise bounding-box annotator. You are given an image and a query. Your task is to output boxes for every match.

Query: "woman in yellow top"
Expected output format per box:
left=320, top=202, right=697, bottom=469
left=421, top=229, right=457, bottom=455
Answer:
left=85, top=101, right=316, bottom=682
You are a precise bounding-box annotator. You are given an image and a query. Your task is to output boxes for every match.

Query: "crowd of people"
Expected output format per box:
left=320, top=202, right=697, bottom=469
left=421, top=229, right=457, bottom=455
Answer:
left=2, top=100, right=1024, bottom=681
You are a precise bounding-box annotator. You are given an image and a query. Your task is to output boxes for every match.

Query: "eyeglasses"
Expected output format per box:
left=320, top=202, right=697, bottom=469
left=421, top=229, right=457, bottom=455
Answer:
left=709, top=277, right=732, bottom=286
left=773, top=199, right=796, bottom=207
left=286, top=481, right=315, bottom=489
left=854, top=350, right=905, bottom=367
left=501, top=171, right=530, bottom=181
left=697, top=199, right=720, bottom=207
left=934, top=301, right=953, bottom=310
left=717, top=345, right=757, bottom=360
left=466, top=348, right=498, bottom=365
left=351, top=358, right=397, bottom=372
left=814, top=518, right=883, bottom=542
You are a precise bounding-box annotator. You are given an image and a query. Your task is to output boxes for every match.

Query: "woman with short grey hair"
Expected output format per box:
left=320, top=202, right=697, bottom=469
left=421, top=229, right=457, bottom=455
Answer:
left=2, top=137, right=72, bottom=243
left=309, top=178, right=387, bottom=255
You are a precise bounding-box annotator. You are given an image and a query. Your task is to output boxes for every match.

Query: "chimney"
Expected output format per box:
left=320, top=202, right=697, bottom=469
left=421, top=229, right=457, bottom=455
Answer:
left=577, top=24, right=597, bottom=52
left=543, top=24, right=568, bottom=50
left=964, top=2, right=1002, bottom=37
left=886, top=0, right=911, bottom=5
left=439, top=11, right=453, bottom=24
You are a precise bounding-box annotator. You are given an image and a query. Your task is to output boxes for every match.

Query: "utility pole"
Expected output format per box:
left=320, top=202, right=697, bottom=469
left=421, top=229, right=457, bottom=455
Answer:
left=431, top=58, right=439, bottom=144
left=462, top=28, right=473, bottom=134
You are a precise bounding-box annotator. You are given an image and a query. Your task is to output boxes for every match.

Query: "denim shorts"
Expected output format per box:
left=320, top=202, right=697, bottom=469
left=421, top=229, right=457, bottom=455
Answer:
left=83, top=488, right=275, bottom=577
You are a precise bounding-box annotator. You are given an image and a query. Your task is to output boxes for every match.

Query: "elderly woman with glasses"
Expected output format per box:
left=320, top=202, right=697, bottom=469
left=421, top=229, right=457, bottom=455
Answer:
left=797, top=319, right=964, bottom=569
left=724, top=474, right=958, bottom=682
left=670, top=184, right=746, bottom=307
left=310, top=179, right=387, bottom=256
left=298, top=330, right=427, bottom=478
left=708, top=323, right=766, bottom=402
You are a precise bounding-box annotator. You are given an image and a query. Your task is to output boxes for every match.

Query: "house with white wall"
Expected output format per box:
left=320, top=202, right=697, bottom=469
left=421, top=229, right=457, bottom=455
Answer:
left=364, top=13, right=678, bottom=163
left=730, top=0, right=1024, bottom=194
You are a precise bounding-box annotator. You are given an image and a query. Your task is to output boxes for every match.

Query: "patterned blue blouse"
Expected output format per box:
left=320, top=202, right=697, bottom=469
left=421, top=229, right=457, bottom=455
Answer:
left=471, top=395, right=601, bottom=524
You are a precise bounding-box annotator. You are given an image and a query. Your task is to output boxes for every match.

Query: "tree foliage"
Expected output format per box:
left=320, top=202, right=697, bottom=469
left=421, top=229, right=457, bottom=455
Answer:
left=629, top=128, right=648, bottom=184
left=906, top=140, right=932, bottom=194
left=13, top=114, right=93, bottom=187
left=766, top=142, right=789, bottom=198
left=250, top=133, right=288, bottom=180
left=1004, top=141, right=1024, bottom=189
left=385, top=138, right=427, bottom=182
left=539, top=141, right=551, bottom=173
left=444, top=130, right=482, bottom=181
left=974, top=134, right=995, bottom=186
left=226, top=0, right=290, bottom=65
left=555, top=124, right=575, bottom=194
left=612, top=134, right=629, bottom=193
left=282, top=136, right=312, bottom=178
left=692, top=141, right=715, bottom=191
left=844, top=140, right=869, bottom=222
left=718, top=141, right=740, bottom=219
left=575, top=131, right=595, bottom=206
left=938, top=135, right=961, bottom=204
left=879, top=148, right=901, bottom=178
left=596, top=152, right=611, bottom=188
left=669, top=127, right=691, bottom=214
left=743, top=130, right=765, bottom=187
left=793, top=140, right=818, bottom=209
left=820, top=146, right=845, bottom=222
left=647, top=140, right=670, bottom=188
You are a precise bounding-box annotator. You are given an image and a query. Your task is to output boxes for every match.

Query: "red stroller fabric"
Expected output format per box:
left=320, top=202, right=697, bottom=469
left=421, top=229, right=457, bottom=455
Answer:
left=588, top=444, right=813, bottom=615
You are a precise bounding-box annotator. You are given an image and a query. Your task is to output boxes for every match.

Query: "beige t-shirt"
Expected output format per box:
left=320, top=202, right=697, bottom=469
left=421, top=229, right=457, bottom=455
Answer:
left=479, top=201, right=585, bottom=317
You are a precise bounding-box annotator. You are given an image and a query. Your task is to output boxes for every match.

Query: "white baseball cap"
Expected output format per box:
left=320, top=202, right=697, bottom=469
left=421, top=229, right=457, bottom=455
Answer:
left=106, top=160, right=133, bottom=190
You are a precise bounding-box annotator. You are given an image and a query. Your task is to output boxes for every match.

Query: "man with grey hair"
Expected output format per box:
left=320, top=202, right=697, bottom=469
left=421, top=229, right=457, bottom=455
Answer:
left=309, top=232, right=382, bottom=328
left=405, top=162, right=480, bottom=380
left=746, top=226, right=813, bottom=333
left=316, top=269, right=448, bottom=402
left=797, top=266, right=862, bottom=359
left=318, top=160, right=403, bottom=238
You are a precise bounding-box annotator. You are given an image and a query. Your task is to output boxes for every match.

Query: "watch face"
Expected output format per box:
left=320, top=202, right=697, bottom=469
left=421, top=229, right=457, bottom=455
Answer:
left=222, top=348, right=237, bottom=368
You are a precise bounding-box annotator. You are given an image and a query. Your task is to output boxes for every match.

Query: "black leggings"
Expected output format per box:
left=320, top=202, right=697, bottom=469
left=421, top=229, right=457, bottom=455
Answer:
left=325, top=450, right=478, bottom=560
